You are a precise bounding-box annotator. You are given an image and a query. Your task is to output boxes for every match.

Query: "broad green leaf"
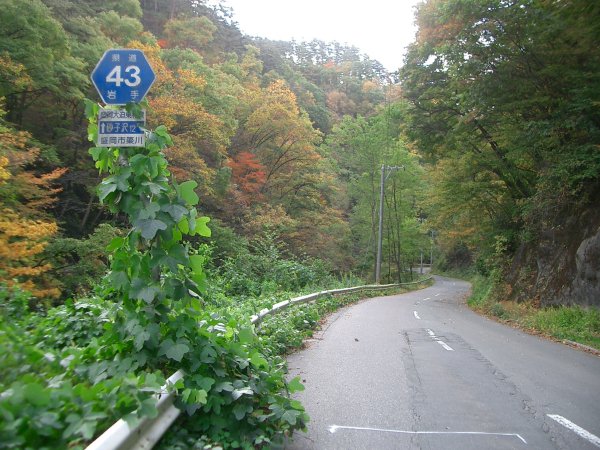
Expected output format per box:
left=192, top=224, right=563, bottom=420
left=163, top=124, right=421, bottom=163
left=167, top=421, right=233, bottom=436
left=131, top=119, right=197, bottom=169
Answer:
left=232, top=402, right=253, bottom=420
left=238, top=327, right=255, bottom=344
left=290, top=399, right=304, bottom=410
left=141, top=181, right=166, bottom=195
left=178, top=180, right=199, bottom=206
left=88, top=122, right=98, bottom=143
left=166, top=343, right=189, bottom=362
left=108, top=271, right=129, bottom=290
left=97, top=182, right=117, bottom=202
left=200, top=345, right=217, bottom=363
left=106, top=237, right=125, bottom=251
left=162, top=204, right=188, bottom=222
left=189, top=255, right=205, bottom=273
left=191, top=375, right=215, bottom=392
left=193, top=389, right=207, bottom=404
left=134, top=219, right=167, bottom=240
left=281, top=409, right=300, bottom=425
left=177, top=217, right=189, bottom=234
left=287, top=376, right=305, bottom=394
left=23, top=383, right=50, bottom=407
left=135, top=287, right=159, bottom=304
left=213, top=381, right=234, bottom=393
left=159, top=339, right=190, bottom=362
left=84, top=99, right=99, bottom=120
left=231, top=387, right=253, bottom=400
left=137, top=203, right=160, bottom=220
left=139, top=398, right=158, bottom=419
left=196, top=216, right=211, bottom=237
left=250, top=352, right=268, bottom=369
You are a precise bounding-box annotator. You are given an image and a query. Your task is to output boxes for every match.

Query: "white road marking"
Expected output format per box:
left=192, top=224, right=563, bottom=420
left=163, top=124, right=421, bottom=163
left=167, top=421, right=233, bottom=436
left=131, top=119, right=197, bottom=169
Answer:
left=328, top=425, right=527, bottom=443
left=547, top=414, right=600, bottom=447
left=423, top=297, right=431, bottom=301
left=425, top=329, right=454, bottom=351
left=435, top=293, right=441, bottom=297
left=436, top=340, right=454, bottom=351
left=413, top=311, right=421, bottom=320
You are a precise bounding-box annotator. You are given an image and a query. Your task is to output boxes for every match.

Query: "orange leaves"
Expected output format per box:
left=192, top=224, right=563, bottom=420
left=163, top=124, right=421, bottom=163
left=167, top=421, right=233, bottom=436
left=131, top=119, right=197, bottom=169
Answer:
left=0, top=208, right=60, bottom=299
left=0, top=124, right=65, bottom=216
left=227, top=151, right=266, bottom=204
left=0, top=118, right=63, bottom=298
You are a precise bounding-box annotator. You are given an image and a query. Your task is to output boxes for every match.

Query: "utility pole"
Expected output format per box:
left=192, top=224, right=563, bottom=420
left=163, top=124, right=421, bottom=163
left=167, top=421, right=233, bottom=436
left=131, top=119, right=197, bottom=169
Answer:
left=376, top=164, right=404, bottom=284
left=430, top=229, right=435, bottom=267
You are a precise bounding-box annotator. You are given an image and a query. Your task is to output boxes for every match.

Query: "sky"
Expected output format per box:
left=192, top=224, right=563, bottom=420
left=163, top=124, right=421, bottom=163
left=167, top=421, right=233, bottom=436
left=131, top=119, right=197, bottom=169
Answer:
left=221, top=0, right=422, bottom=71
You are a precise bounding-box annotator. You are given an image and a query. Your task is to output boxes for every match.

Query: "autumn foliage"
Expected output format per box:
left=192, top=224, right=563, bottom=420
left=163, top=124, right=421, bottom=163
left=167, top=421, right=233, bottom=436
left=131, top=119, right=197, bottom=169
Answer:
left=227, top=151, right=266, bottom=204
left=0, top=118, right=63, bottom=298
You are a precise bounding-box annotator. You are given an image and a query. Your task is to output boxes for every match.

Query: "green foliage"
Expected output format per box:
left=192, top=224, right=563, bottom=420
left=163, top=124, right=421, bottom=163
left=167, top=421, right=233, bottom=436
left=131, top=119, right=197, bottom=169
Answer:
left=210, top=233, right=333, bottom=299
left=526, top=307, right=600, bottom=348
left=85, top=104, right=308, bottom=447
left=402, top=0, right=600, bottom=271
left=43, top=223, right=122, bottom=298
left=0, top=283, right=164, bottom=449
left=326, top=110, right=429, bottom=282
left=159, top=280, right=431, bottom=449
left=467, top=275, right=600, bottom=350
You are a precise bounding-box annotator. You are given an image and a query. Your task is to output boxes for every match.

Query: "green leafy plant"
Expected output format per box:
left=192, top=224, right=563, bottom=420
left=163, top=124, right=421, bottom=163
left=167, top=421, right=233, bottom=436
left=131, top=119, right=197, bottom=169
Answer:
left=84, top=100, right=308, bottom=447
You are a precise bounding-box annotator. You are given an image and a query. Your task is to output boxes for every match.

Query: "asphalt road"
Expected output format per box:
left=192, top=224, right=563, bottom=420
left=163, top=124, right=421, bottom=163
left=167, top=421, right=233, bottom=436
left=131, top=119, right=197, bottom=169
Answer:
left=285, top=276, right=600, bottom=449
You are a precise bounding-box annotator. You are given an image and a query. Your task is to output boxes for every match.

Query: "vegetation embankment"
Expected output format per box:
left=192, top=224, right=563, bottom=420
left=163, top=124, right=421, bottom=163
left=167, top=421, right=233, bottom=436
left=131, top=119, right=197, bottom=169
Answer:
left=157, top=279, right=432, bottom=449
left=462, top=273, right=600, bottom=352
left=0, top=266, right=430, bottom=450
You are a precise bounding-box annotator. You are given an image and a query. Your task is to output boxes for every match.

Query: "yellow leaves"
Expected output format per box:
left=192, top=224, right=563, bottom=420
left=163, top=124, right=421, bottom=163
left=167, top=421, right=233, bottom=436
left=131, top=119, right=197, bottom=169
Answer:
left=149, top=95, right=228, bottom=161
left=127, top=40, right=175, bottom=89
left=0, top=208, right=59, bottom=299
left=0, top=53, right=33, bottom=94
left=177, top=68, right=206, bottom=92
left=0, top=156, right=9, bottom=182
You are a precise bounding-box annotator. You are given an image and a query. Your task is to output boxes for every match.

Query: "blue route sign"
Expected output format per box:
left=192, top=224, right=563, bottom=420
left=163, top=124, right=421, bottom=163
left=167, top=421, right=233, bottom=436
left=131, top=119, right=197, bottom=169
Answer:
left=91, top=49, right=156, bottom=105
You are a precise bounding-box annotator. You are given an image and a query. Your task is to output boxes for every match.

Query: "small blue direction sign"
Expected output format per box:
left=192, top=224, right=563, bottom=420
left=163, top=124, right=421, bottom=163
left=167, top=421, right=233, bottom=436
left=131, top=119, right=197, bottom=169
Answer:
left=91, top=49, right=156, bottom=105
left=97, top=108, right=146, bottom=147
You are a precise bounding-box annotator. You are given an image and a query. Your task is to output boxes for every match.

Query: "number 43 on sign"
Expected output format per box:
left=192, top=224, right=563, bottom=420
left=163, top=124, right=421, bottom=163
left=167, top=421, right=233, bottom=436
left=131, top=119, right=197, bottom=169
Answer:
left=91, top=49, right=156, bottom=105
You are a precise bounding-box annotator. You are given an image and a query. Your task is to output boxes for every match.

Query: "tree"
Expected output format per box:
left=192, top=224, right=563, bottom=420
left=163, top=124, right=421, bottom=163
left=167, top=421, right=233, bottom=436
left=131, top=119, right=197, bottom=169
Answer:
left=0, top=0, right=87, bottom=124
left=226, top=151, right=266, bottom=205
left=325, top=107, right=427, bottom=281
left=400, top=0, right=600, bottom=263
left=0, top=115, right=63, bottom=298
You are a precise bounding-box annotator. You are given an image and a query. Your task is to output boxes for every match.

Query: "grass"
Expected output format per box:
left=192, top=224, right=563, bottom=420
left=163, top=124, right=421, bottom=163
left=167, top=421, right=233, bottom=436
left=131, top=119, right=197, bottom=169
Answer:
left=258, top=278, right=435, bottom=356
left=467, top=275, right=600, bottom=351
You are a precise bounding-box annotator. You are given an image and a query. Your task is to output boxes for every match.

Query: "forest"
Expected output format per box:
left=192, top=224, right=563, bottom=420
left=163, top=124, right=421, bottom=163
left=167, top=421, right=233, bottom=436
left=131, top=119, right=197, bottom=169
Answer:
left=0, top=0, right=598, bottom=448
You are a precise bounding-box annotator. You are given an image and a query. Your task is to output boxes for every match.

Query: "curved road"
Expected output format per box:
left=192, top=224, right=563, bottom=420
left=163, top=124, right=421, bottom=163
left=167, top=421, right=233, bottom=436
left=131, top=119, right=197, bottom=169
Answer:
left=285, top=276, right=600, bottom=449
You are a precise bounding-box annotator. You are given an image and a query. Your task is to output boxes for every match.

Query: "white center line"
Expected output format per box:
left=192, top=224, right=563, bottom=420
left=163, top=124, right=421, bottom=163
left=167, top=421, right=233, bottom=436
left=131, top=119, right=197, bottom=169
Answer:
left=413, top=311, right=421, bottom=320
left=435, top=293, right=440, bottom=297
left=547, top=414, right=600, bottom=447
left=423, top=297, right=431, bottom=301
left=425, top=328, right=454, bottom=351
left=328, top=425, right=527, bottom=443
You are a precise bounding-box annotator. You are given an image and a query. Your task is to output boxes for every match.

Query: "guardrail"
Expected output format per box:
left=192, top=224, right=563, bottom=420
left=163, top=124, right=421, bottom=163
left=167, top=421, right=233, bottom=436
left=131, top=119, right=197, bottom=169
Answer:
left=86, top=277, right=432, bottom=450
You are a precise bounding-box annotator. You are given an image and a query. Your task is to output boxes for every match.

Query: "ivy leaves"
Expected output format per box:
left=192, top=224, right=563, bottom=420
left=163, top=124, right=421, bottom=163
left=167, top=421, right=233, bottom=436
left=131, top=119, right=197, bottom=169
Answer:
left=159, top=339, right=190, bottom=362
left=84, top=101, right=308, bottom=448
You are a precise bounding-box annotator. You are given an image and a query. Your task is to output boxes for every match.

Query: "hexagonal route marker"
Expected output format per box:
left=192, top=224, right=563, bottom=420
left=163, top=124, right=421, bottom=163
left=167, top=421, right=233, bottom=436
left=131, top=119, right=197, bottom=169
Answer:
left=91, top=49, right=156, bottom=105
